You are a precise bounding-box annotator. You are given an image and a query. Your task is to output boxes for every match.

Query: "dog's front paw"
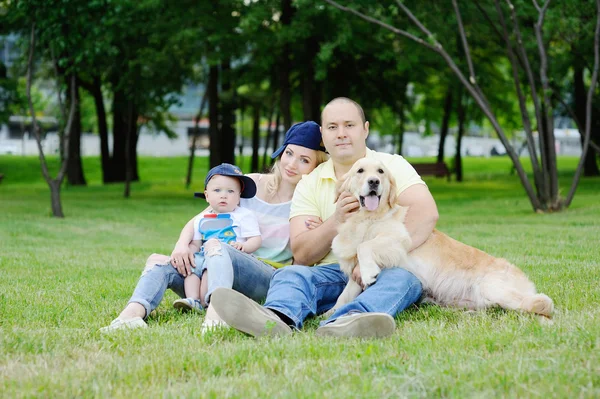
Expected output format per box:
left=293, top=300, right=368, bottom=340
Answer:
left=362, top=270, right=380, bottom=287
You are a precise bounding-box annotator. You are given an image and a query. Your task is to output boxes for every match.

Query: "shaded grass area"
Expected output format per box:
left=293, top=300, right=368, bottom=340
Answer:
left=1, top=155, right=599, bottom=398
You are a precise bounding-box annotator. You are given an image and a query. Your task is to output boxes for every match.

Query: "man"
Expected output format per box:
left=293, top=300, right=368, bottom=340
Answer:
left=211, top=97, right=439, bottom=338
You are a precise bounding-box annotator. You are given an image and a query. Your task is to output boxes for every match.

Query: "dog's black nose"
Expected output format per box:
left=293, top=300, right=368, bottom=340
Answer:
left=368, top=178, right=380, bottom=187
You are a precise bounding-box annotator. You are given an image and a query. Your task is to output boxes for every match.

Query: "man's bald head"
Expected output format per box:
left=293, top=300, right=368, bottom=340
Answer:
left=321, top=97, right=366, bottom=125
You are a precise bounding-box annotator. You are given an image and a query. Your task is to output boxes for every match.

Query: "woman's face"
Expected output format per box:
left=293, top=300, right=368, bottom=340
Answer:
left=279, top=144, right=320, bottom=185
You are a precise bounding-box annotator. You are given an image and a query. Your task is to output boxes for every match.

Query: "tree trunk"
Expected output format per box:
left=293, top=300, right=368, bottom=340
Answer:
left=455, top=91, right=466, bottom=182
left=110, top=88, right=127, bottom=182
left=49, top=179, right=64, bottom=218
left=93, top=77, right=110, bottom=183
left=66, top=76, right=86, bottom=186
left=437, top=87, right=453, bottom=163
left=251, top=105, right=261, bottom=173
left=271, top=112, right=282, bottom=165
left=208, top=64, right=221, bottom=168
left=262, top=102, right=276, bottom=171
left=186, top=90, right=208, bottom=188
left=396, top=101, right=405, bottom=155
left=302, top=36, right=322, bottom=122
left=574, top=63, right=600, bottom=176
left=124, top=102, right=135, bottom=198
left=278, top=0, right=294, bottom=132
left=220, top=59, right=236, bottom=165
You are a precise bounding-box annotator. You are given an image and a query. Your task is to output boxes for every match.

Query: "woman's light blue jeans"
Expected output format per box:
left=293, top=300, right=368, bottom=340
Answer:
left=128, top=244, right=276, bottom=318
left=264, top=264, right=423, bottom=329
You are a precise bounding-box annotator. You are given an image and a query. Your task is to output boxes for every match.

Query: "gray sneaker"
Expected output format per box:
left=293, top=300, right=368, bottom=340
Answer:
left=316, top=313, right=396, bottom=338
left=210, top=288, right=293, bottom=337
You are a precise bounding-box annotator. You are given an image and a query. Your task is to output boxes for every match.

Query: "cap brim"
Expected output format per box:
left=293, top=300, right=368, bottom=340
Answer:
left=271, top=145, right=285, bottom=159
left=195, top=175, right=256, bottom=199
left=238, top=175, right=257, bottom=198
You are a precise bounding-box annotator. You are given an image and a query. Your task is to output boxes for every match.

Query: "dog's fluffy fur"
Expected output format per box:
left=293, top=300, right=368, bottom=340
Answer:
left=329, top=158, right=554, bottom=318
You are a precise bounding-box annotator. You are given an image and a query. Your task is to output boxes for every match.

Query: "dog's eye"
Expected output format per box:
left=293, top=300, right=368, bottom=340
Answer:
left=357, top=168, right=364, bottom=174
left=378, top=168, right=384, bottom=174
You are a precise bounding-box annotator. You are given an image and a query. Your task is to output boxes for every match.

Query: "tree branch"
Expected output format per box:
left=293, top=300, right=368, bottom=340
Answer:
left=50, top=47, right=67, bottom=123
left=566, top=0, right=600, bottom=206
left=533, top=0, right=557, bottom=201
left=323, top=0, right=436, bottom=51
left=25, top=24, right=51, bottom=183
left=452, top=0, right=476, bottom=85
left=323, top=0, right=542, bottom=210
left=494, top=0, right=542, bottom=186
left=57, top=75, right=77, bottom=182
left=506, top=0, right=549, bottom=200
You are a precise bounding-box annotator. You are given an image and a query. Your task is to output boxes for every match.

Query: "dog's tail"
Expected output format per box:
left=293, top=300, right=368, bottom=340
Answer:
left=521, top=293, right=554, bottom=317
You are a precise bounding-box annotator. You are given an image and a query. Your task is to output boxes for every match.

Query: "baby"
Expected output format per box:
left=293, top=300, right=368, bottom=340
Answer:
left=173, top=163, right=261, bottom=311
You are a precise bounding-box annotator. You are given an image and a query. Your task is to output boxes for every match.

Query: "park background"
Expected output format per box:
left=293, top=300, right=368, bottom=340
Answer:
left=1, top=0, right=599, bottom=398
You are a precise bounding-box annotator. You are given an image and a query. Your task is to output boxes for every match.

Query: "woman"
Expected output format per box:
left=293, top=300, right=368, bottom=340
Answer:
left=101, top=121, right=328, bottom=332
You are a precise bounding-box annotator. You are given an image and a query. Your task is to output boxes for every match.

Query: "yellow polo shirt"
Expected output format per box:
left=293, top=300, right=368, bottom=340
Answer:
left=290, top=148, right=426, bottom=266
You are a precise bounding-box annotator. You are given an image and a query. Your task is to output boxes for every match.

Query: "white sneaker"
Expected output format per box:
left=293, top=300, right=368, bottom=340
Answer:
left=316, top=313, right=395, bottom=338
left=200, top=319, right=230, bottom=335
left=99, top=317, right=147, bottom=333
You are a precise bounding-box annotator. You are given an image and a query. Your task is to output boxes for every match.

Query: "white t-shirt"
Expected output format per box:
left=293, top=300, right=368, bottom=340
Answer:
left=192, top=206, right=261, bottom=243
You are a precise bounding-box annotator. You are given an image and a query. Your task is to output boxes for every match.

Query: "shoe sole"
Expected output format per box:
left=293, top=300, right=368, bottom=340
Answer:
left=316, top=313, right=396, bottom=338
left=173, top=300, right=201, bottom=312
left=210, top=288, right=292, bottom=337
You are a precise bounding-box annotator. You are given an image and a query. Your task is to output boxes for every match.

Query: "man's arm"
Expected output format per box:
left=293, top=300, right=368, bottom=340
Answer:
left=397, top=184, right=439, bottom=251
left=290, top=192, right=359, bottom=266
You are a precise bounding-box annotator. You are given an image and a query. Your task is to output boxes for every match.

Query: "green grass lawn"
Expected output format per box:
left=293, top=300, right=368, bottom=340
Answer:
left=1, top=155, right=599, bottom=398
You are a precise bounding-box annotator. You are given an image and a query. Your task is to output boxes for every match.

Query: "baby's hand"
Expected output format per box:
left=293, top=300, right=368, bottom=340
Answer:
left=230, top=241, right=244, bottom=251
left=304, top=217, right=323, bottom=230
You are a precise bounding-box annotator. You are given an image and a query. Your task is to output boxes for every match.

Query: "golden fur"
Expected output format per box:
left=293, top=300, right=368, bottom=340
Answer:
left=329, top=158, right=554, bottom=318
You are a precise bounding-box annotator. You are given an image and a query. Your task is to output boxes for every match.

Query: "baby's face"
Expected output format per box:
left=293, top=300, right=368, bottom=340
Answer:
left=204, top=175, right=242, bottom=213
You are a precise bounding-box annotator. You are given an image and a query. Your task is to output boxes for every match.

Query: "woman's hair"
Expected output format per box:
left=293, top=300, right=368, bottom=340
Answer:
left=265, top=150, right=329, bottom=200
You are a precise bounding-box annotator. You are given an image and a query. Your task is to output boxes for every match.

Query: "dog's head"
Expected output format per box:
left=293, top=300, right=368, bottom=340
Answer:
left=335, top=158, right=398, bottom=213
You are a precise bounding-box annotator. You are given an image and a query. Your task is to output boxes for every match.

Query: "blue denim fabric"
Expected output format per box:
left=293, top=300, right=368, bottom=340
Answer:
left=264, top=264, right=423, bottom=329
left=128, top=244, right=276, bottom=318
left=128, top=263, right=185, bottom=319
left=204, top=243, right=276, bottom=304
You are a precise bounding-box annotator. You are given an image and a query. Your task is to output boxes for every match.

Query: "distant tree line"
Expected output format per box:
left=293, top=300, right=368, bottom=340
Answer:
left=0, top=0, right=598, bottom=215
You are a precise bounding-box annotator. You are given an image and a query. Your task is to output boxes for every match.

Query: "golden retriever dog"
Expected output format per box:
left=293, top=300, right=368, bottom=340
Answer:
left=328, top=158, right=554, bottom=319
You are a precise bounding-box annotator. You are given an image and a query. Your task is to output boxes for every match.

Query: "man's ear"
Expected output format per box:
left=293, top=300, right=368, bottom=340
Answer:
left=334, top=172, right=351, bottom=203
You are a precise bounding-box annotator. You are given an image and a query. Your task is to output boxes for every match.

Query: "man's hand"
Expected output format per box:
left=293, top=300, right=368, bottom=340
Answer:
left=335, top=192, right=360, bottom=225
left=351, top=264, right=364, bottom=289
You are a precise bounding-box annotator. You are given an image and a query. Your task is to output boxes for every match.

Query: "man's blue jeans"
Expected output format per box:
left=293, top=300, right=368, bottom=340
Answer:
left=264, top=263, right=423, bottom=329
left=128, top=244, right=276, bottom=318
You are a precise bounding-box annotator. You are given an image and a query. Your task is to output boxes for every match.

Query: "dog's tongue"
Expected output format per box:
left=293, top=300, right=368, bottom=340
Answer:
left=364, top=195, right=379, bottom=211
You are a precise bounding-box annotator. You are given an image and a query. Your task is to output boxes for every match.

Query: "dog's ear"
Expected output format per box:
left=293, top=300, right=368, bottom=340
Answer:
left=387, top=170, right=398, bottom=208
left=334, top=171, right=351, bottom=203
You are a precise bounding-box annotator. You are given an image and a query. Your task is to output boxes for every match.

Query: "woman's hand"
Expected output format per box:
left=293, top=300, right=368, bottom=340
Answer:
left=170, top=244, right=195, bottom=276
left=304, top=217, right=323, bottom=230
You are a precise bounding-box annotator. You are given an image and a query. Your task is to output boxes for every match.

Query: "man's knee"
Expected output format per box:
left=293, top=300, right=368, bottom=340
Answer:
left=385, top=267, right=423, bottom=294
left=272, top=265, right=314, bottom=282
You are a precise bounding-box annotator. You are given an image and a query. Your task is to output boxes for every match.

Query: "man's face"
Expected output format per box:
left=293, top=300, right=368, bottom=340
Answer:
left=321, top=101, right=369, bottom=163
